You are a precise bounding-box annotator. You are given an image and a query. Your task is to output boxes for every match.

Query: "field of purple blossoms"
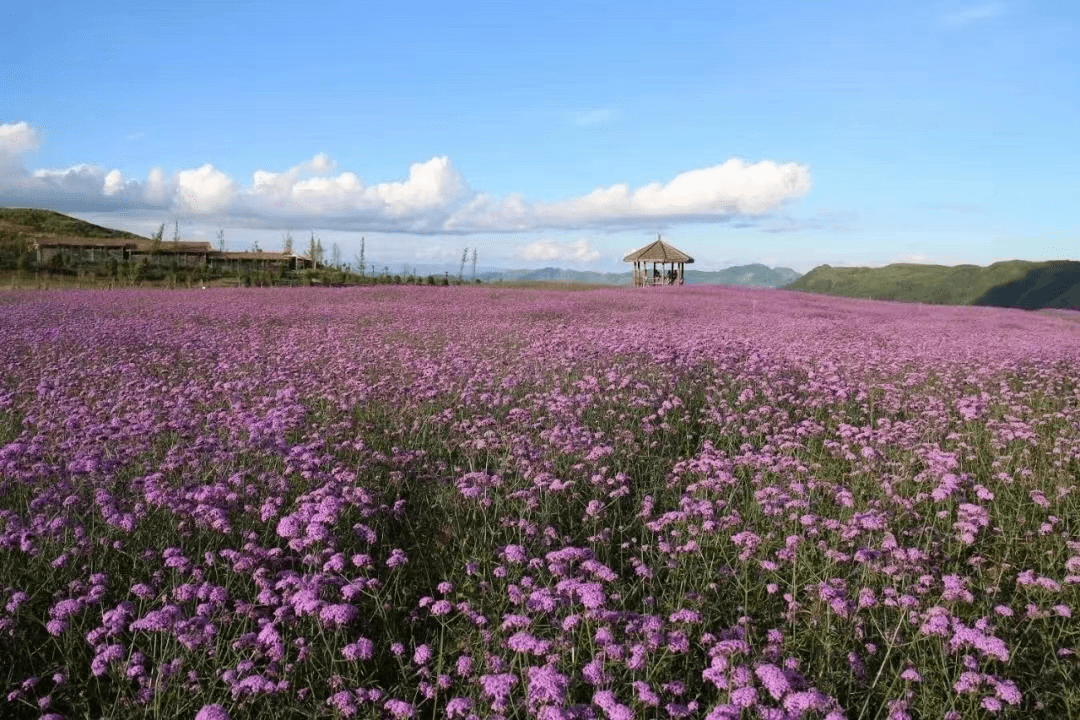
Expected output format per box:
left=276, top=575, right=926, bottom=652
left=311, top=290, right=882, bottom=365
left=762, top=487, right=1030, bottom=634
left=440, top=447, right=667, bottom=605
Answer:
left=1, top=285, right=1078, bottom=720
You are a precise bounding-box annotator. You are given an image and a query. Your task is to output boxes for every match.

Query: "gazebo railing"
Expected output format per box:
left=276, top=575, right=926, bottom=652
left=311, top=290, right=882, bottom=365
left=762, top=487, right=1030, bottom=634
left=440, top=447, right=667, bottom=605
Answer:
left=632, top=268, right=684, bottom=287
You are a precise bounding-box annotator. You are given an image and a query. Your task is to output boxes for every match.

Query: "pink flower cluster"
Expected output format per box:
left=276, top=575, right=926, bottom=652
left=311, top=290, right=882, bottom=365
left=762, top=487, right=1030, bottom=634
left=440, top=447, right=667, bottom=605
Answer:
left=0, top=285, right=1078, bottom=718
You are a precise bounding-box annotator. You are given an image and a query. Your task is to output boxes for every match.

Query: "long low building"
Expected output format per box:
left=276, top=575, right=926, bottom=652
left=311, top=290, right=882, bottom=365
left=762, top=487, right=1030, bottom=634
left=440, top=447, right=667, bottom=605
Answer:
left=30, top=235, right=312, bottom=271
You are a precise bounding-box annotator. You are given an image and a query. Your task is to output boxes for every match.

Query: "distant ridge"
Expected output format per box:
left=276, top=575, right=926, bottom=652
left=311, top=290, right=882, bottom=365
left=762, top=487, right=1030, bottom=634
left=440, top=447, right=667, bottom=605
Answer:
left=483, top=265, right=801, bottom=287
left=786, top=260, right=1080, bottom=310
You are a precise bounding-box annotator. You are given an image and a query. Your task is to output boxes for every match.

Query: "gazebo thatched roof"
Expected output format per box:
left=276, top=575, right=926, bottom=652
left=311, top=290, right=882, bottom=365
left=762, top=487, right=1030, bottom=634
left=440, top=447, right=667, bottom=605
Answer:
left=623, top=236, right=694, bottom=263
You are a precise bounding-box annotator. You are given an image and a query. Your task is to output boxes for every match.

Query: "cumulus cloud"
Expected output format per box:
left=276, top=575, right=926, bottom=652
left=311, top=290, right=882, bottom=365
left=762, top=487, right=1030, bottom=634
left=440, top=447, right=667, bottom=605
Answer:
left=177, top=164, right=237, bottom=214
left=103, top=169, right=124, bottom=197
left=0, top=120, right=812, bottom=234
left=0, top=121, right=40, bottom=156
left=0, top=122, right=174, bottom=211
left=518, top=239, right=601, bottom=263
left=144, top=167, right=171, bottom=205
left=244, top=154, right=468, bottom=229
left=446, top=158, right=811, bottom=231
left=32, top=164, right=109, bottom=196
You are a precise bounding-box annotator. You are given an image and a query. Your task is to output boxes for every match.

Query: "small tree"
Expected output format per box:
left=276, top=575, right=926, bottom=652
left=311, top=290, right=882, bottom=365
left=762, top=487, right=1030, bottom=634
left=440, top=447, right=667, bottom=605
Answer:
left=308, top=232, right=318, bottom=269
left=171, top=220, right=181, bottom=270
left=459, top=247, right=468, bottom=282
left=282, top=231, right=293, bottom=254
left=150, top=223, right=164, bottom=254
left=217, top=228, right=226, bottom=252
left=331, top=242, right=342, bottom=268
left=250, top=240, right=262, bottom=253
left=471, top=247, right=478, bottom=280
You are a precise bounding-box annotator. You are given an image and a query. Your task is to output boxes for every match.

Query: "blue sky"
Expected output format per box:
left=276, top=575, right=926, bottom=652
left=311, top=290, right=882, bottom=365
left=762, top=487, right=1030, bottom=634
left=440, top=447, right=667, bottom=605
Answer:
left=2, top=0, right=1077, bottom=272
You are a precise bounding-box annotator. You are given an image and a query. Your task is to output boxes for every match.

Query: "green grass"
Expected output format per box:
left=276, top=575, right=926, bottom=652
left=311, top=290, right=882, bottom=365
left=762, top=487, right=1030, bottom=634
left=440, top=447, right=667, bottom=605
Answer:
left=786, top=260, right=1044, bottom=305
left=0, top=208, right=147, bottom=240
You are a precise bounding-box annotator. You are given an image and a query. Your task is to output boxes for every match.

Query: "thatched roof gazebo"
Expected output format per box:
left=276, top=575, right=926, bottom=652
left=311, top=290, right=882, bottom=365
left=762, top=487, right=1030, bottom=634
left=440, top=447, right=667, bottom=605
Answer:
left=623, top=235, right=694, bottom=286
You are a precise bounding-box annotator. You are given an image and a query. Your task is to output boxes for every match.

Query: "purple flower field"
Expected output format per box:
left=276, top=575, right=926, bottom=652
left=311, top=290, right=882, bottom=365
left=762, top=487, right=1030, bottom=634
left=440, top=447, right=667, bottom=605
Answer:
left=1, top=285, right=1078, bottom=719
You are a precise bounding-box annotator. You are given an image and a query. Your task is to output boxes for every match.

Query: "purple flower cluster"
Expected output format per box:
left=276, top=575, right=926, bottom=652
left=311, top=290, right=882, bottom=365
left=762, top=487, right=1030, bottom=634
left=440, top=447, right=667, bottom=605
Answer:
left=1, top=286, right=1079, bottom=717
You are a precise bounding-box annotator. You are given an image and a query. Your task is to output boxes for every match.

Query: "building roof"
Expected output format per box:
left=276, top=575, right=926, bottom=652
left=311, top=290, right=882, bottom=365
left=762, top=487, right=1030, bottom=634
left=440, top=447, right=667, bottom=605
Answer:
left=136, top=241, right=215, bottom=253
left=31, top=235, right=215, bottom=253
left=623, top=236, right=694, bottom=263
left=30, top=235, right=136, bottom=249
left=215, top=251, right=301, bottom=261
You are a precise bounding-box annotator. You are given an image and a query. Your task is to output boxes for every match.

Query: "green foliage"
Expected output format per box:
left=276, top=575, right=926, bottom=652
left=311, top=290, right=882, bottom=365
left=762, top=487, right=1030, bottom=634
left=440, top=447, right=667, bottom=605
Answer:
left=150, top=224, right=164, bottom=253
left=787, top=261, right=1044, bottom=305
left=0, top=229, right=31, bottom=270
left=973, top=261, right=1080, bottom=310
left=0, top=208, right=144, bottom=240
left=134, top=258, right=162, bottom=282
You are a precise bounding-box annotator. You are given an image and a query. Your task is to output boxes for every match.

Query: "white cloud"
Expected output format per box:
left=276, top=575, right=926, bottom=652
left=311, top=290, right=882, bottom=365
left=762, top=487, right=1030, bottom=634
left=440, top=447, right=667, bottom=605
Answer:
left=447, top=158, right=811, bottom=231
left=414, top=245, right=463, bottom=262
left=894, top=253, right=934, bottom=264
left=518, top=239, right=601, bottom=263
left=7, top=159, right=173, bottom=211
left=0, top=120, right=812, bottom=235
left=0, top=121, right=39, bottom=156
left=574, top=108, right=616, bottom=126
left=245, top=154, right=468, bottom=227
left=31, top=164, right=105, bottom=194
left=940, top=2, right=1008, bottom=28
left=177, top=164, right=237, bottom=214
left=103, top=169, right=124, bottom=196
left=144, top=167, right=171, bottom=205
left=310, top=152, right=334, bottom=173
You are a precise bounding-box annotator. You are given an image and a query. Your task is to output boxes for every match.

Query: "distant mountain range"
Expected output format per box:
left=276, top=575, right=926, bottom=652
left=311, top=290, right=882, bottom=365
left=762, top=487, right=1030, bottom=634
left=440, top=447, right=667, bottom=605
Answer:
left=481, top=264, right=802, bottom=287
left=787, top=260, right=1080, bottom=310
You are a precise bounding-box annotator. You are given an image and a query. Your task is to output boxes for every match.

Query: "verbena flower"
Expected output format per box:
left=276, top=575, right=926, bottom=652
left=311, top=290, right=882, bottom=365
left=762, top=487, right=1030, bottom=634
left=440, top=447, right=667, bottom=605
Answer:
left=446, top=697, right=473, bottom=718
left=413, top=644, right=432, bottom=665
left=593, top=690, right=632, bottom=720
left=195, top=708, right=231, bottom=720
left=527, top=664, right=569, bottom=709
left=479, top=673, right=518, bottom=711
left=383, top=698, right=415, bottom=719
left=754, top=663, right=789, bottom=701
left=342, top=637, right=374, bottom=661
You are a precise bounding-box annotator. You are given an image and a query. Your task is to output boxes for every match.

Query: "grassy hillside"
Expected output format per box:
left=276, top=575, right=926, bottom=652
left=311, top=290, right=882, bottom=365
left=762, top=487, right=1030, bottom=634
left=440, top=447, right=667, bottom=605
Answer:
left=973, top=260, right=1080, bottom=309
left=0, top=207, right=146, bottom=240
left=785, top=260, right=1044, bottom=305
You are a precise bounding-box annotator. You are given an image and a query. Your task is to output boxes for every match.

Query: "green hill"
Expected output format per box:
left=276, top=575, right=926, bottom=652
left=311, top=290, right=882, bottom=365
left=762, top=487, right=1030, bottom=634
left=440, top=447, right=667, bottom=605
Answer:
left=0, top=208, right=147, bottom=240
left=972, top=261, right=1080, bottom=310
left=785, top=260, right=1048, bottom=306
